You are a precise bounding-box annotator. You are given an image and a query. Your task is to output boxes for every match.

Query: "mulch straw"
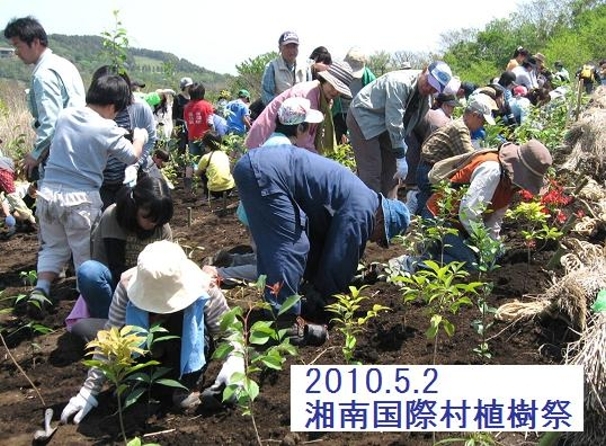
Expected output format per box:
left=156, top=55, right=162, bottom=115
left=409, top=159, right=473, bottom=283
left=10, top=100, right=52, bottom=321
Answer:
left=495, top=239, right=606, bottom=330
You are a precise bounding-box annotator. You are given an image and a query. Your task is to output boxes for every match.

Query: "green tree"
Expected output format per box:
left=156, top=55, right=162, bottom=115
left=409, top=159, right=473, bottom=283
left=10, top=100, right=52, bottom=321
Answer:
left=233, top=52, right=277, bottom=100
left=367, top=50, right=392, bottom=76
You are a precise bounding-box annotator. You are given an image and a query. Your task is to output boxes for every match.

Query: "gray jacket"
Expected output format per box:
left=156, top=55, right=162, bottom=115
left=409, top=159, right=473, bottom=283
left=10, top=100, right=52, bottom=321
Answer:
left=349, top=70, right=431, bottom=158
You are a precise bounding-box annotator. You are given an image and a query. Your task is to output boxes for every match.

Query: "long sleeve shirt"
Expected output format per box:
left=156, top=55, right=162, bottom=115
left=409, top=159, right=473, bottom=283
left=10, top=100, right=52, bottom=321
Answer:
left=28, top=49, right=85, bottom=160
left=103, top=99, right=158, bottom=185
left=245, top=81, right=322, bottom=151
left=43, top=107, right=138, bottom=191
left=81, top=274, right=230, bottom=395
left=349, top=70, right=430, bottom=159
left=459, top=161, right=507, bottom=240
left=420, top=118, right=473, bottom=165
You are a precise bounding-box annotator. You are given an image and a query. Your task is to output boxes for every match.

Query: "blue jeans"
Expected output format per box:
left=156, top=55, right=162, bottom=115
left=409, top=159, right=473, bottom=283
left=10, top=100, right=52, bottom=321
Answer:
left=419, top=209, right=478, bottom=270
left=77, top=260, right=115, bottom=318
left=415, top=161, right=433, bottom=216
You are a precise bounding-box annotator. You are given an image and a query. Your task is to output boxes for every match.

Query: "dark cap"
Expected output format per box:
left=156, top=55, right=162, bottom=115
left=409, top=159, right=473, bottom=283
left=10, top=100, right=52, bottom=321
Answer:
left=435, top=93, right=460, bottom=107
left=498, top=71, right=518, bottom=87
left=131, top=80, right=146, bottom=89
left=278, top=31, right=299, bottom=46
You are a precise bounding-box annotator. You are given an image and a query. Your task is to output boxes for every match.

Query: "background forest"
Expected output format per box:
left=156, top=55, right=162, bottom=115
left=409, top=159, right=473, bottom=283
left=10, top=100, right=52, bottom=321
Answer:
left=1, top=0, right=605, bottom=100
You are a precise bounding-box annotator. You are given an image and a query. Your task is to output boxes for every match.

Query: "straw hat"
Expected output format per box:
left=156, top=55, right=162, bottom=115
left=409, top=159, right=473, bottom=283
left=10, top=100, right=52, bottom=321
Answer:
left=127, top=241, right=210, bottom=314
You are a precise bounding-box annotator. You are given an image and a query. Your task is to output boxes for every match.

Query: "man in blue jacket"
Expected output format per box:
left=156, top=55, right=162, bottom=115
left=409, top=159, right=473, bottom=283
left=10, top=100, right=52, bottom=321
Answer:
left=234, top=145, right=410, bottom=322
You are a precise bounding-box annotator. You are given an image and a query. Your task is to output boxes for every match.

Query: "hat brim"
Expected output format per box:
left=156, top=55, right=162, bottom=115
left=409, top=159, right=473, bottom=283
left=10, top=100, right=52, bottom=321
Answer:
left=499, top=144, right=543, bottom=195
left=380, top=194, right=410, bottom=246
left=483, top=113, right=496, bottom=125
left=317, top=71, right=352, bottom=99
left=127, top=260, right=209, bottom=314
left=281, top=39, right=299, bottom=45
left=305, top=108, right=325, bottom=124
left=427, top=74, right=444, bottom=93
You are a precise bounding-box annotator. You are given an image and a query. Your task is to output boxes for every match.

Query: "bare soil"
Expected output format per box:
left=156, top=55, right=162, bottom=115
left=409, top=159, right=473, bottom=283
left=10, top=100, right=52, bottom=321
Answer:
left=0, top=184, right=578, bottom=446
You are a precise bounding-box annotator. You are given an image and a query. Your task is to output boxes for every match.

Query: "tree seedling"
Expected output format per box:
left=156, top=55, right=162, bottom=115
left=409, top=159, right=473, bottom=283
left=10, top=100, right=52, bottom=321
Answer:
left=396, top=260, right=482, bottom=364
left=83, top=325, right=176, bottom=445
left=213, top=275, right=300, bottom=446
left=325, top=285, right=390, bottom=364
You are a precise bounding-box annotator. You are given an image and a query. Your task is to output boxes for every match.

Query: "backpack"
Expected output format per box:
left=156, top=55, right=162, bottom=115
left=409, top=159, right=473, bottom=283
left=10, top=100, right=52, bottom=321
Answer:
left=428, top=148, right=499, bottom=184
left=580, top=64, right=595, bottom=82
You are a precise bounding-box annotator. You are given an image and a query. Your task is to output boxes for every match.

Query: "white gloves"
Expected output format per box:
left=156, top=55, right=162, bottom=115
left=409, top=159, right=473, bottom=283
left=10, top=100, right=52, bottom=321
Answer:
left=132, top=128, right=149, bottom=145
left=123, top=165, right=138, bottom=187
left=60, top=388, right=98, bottom=425
left=208, top=353, right=245, bottom=402
left=393, top=157, right=409, bottom=181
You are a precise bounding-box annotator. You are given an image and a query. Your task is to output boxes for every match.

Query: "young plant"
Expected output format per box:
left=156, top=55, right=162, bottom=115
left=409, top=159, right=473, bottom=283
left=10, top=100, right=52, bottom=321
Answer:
left=100, top=10, right=130, bottom=73
left=505, top=201, right=563, bottom=271
left=395, top=260, right=481, bottom=364
left=325, top=143, right=356, bottom=172
left=466, top=221, right=501, bottom=361
left=434, top=431, right=501, bottom=446
left=325, top=285, right=390, bottom=364
left=123, top=324, right=186, bottom=412
left=83, top=325, right=163, bottom=444
left=419, top=180, right=469, bottom=267
left=20, top=269, right=37, bottom=287
left=213, top=275, right=300, bottom=446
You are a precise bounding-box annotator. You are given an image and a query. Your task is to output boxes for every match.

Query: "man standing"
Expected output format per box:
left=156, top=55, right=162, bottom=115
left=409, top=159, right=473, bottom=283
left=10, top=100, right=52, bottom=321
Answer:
left=4, top=16, right=85, bottom=182
left=347, top=61, right=453, bottom=199
left=260, top=31, right=310, bottom=106
left=172, top=77, right=193, bottom=154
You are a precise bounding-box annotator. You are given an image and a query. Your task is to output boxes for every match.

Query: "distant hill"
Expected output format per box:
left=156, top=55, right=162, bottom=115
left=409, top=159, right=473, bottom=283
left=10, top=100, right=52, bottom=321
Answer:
left=0, top=34, right=232, bottom=93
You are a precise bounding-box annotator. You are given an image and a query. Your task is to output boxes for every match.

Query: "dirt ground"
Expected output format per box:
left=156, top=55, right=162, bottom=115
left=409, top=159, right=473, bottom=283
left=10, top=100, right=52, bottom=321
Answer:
left=0, top=183, right=580, bottom=446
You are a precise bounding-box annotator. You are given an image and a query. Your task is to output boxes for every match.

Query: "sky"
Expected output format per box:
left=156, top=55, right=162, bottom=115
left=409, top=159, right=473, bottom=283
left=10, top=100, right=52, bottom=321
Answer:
left=1, top=0, right=521, bottom=75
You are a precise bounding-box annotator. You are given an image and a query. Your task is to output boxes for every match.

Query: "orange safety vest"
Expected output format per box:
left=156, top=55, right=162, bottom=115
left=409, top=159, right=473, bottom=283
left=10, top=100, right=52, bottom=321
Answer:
left=426, top=152, right=515, bottom=232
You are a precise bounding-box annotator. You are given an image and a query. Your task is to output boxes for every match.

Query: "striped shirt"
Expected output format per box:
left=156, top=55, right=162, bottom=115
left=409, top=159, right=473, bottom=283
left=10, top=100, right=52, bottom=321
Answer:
left=82, top=275, right=230, bottom=395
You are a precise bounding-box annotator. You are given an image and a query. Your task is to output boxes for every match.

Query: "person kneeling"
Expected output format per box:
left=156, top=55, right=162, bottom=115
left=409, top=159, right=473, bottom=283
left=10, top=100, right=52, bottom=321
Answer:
left=60, top=241, right=244, bottom=424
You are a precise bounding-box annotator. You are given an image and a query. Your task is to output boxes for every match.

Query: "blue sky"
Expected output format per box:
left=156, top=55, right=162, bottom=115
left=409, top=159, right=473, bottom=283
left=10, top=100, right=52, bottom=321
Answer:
left=2, top=0, right=520, bottom=75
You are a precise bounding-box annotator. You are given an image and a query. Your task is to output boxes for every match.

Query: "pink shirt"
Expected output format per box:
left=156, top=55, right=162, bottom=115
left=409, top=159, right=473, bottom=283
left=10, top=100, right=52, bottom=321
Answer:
left=245, top=81, right=322, bottom=151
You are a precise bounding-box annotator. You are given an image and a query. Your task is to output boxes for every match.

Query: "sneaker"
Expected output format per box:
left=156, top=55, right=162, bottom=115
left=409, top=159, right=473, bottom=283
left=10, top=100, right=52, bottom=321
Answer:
left=388, top=254, right=418, bottom=275
left=287, top=316, right=329, bottom=347
left=172, top=389, right=201, bottom=410
left=1, top=226, right=17, bottom=240
left=405, top=190, right=419, bottom=215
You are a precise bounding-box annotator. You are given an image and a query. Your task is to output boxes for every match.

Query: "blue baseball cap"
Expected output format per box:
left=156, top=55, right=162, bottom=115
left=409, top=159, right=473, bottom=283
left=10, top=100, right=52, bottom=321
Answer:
left=380, top=194, right=410, bottom=246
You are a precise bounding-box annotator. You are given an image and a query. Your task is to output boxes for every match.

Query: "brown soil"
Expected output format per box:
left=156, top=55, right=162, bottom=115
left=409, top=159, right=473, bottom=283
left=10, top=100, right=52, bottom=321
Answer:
left=0, top=185, right=578, bottom=446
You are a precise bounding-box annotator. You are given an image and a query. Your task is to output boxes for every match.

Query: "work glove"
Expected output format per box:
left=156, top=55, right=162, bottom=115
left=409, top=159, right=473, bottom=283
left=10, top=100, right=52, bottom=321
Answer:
left=208, top=353, right=245, bottom=403
left=393, top=156, right=409, bottom=181
left=5, top=214, right=16, bottom=228
left=60, top=388, right=98, bottom=425
left=123, top=165, right=138, bottom=187
left=132, top=127, right=149, bottom=145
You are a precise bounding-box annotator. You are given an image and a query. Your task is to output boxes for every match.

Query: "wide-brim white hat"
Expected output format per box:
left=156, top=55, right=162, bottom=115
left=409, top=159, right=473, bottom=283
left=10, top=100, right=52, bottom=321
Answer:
left=127, top=241, right=210, bottom=314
